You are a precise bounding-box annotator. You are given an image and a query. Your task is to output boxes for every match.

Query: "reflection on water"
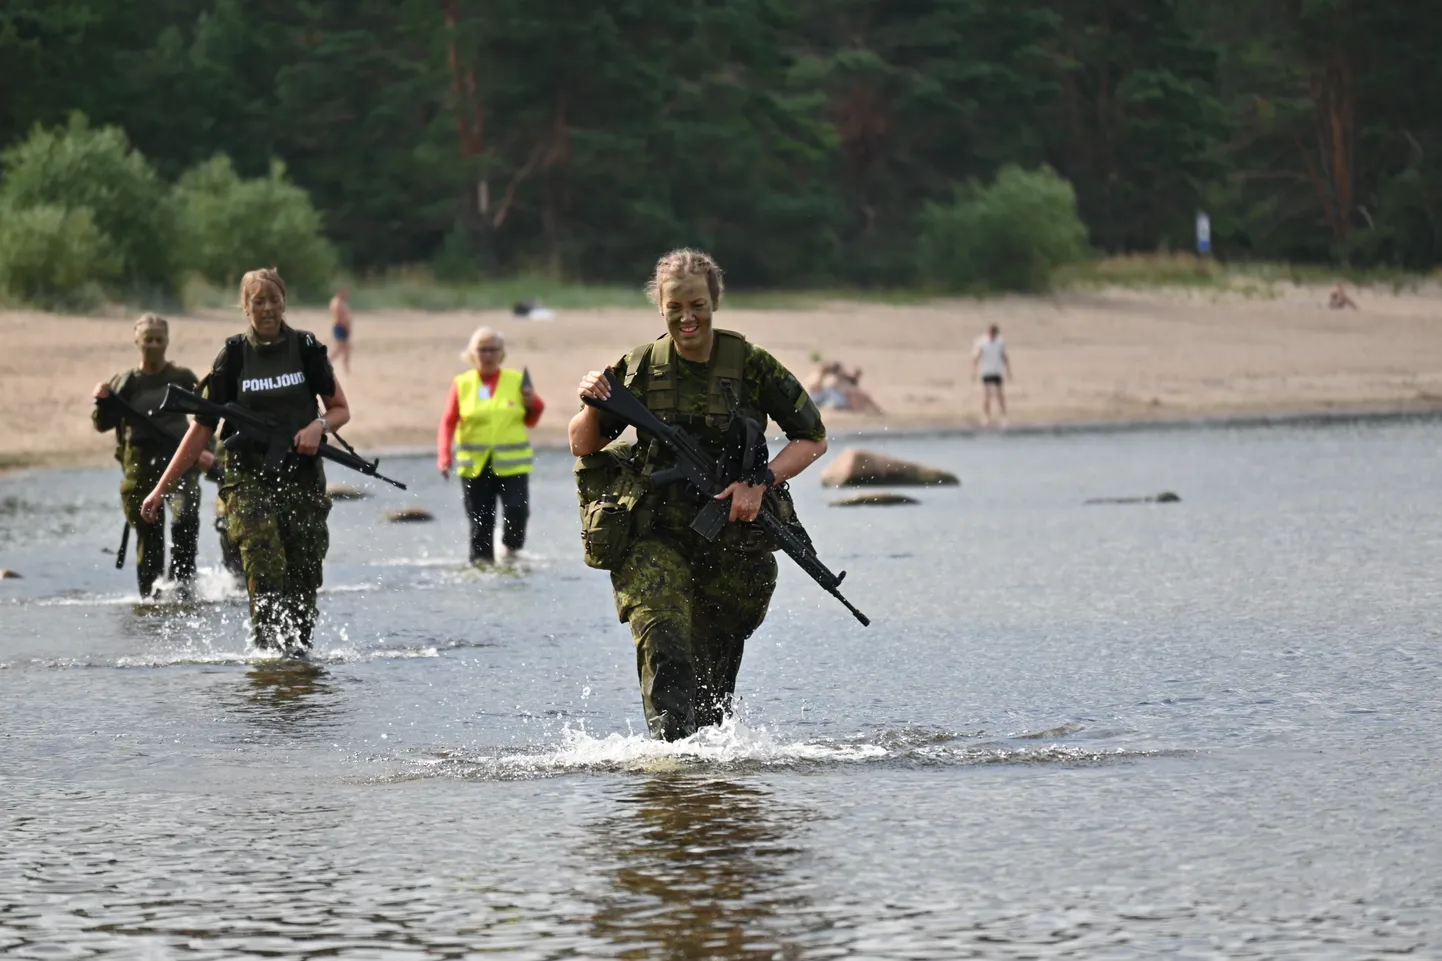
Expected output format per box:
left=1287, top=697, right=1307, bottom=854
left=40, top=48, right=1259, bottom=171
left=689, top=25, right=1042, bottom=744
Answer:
left=233, top=662, right=341, bottom=735
left=588, top=776, right=817, bottom=960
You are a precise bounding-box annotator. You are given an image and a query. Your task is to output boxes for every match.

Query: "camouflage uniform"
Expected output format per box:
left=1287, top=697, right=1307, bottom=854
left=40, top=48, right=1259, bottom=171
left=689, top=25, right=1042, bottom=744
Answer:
left=196, top=325, right=336, bottom=654
left=92, top=365, right=202, bottom=598
left=218, top=458, right=331, bottom=652
left=594, top=333, right=825, bottom=740
left=213, top=493, right=246, bottom=581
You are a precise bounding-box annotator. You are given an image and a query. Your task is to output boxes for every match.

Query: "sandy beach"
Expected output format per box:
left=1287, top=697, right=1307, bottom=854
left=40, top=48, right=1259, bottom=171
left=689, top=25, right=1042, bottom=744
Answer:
left=5, top=283, right=1442, bottom=470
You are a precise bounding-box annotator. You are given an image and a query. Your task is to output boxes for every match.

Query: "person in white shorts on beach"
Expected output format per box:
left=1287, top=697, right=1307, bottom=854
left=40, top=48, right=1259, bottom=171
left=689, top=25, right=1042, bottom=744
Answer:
left=971, top=323, right=1011, bottom=427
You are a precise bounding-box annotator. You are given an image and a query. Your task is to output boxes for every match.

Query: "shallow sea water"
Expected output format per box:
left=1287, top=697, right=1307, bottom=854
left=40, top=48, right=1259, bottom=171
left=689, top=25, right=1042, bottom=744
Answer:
left=2, top=417, right=1441, bottom=958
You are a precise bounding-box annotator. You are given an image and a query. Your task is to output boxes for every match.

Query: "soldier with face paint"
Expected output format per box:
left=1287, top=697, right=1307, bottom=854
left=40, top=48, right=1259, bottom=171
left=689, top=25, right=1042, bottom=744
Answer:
left=569, top=248, right=829, bottom=741
left=141, top=268, right=352, bottom=656
left=92, top=314, right=216, bottom=598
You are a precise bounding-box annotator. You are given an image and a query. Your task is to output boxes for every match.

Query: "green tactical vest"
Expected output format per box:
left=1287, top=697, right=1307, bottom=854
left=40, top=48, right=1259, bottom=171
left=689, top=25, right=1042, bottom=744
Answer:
left=622, top=329, right=759, bottom=450
left=614, top=329, right=796, bottom=550
left=113, top=365, right=193, bottom=451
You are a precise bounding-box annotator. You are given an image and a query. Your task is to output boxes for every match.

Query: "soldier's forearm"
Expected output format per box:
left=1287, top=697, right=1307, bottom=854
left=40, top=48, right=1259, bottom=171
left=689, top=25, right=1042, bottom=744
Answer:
left=770, top=437, right=827, bottom=484
left=569, top=407, right=606, bottom=456
left=154, top=424, right=215, bottom=495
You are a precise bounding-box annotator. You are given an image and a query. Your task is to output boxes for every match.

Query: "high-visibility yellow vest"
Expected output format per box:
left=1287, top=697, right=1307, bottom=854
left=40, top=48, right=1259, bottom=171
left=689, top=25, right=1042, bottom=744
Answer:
left=453, top=368, right=534, bottom=478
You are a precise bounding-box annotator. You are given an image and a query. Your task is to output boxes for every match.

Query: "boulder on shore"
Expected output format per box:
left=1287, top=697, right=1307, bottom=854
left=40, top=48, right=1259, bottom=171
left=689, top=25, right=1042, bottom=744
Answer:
left=829, top=492, right=921, bottom=507
left=383, top=506, right=434, bottom=523
left=1084, top=491, right=1182, bottom=505
left=820, top=448, right=959, bottom=488
left=326, top=483, right=368, bottom=501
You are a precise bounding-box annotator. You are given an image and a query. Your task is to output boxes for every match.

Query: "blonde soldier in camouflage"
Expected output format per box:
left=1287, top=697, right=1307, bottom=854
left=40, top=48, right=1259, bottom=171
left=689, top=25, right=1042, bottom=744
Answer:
left=570, top=249, right=828, bottom=740
left=92, top=315, right=216, bottom=598
left=142, top=268, right=351, bottom=656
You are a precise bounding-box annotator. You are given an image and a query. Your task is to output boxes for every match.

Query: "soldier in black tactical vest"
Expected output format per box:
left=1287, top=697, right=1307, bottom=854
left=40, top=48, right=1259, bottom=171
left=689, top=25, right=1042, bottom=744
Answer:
left=141, top=268, right=351, bottom=656
left=569, top=249, right=829, bottom=741
left=92, top=314, right=215, bottom=599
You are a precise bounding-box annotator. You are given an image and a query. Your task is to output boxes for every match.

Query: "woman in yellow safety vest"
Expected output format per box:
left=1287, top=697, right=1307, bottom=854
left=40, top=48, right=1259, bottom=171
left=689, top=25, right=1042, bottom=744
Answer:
left=438, top=326, right=544, bottom=564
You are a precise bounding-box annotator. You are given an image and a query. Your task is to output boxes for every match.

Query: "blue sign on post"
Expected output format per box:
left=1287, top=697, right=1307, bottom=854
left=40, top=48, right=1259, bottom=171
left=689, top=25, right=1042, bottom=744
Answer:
left=1196, top=211, right=1212, bottom=255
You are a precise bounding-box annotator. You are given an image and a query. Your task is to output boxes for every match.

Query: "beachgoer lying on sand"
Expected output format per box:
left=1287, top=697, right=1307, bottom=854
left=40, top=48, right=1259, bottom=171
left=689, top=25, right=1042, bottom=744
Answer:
left=806, top=361, right=883, bottom=414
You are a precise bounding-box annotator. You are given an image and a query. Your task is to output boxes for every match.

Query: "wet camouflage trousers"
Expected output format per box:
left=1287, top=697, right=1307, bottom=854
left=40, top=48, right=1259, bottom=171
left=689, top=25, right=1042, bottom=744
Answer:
left=120, top=446, right=200, bottom=598
left=222, top=474, right=331, bottom=654
left=610, top=529, right=778, bottom=740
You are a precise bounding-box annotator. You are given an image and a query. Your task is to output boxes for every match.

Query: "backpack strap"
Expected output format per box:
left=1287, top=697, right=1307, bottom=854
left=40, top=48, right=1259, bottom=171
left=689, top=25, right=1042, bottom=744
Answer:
left=707, top=329, right=748, bottom=420
left=224, top=334, right=245, bottom=401
left=645, top=336, right=678, bottom=413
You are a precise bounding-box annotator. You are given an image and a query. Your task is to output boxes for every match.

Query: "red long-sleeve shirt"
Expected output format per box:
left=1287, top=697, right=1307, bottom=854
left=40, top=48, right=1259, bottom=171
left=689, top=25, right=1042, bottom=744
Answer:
left=437, top=372, right=544, bottom=471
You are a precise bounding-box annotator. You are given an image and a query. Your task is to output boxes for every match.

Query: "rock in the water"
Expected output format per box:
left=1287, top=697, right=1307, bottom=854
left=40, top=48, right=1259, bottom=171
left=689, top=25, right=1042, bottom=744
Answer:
left=0, top=568, right=20, bottom=579
left=326, top=483, right=368, bottom=501
left=830, top=492, right=921, bottom=507
left=1084, top=491, right=1182, bottom=505
left=820, top=448, right=959, bottom=488
left=383, top=506, right=434, bottom=523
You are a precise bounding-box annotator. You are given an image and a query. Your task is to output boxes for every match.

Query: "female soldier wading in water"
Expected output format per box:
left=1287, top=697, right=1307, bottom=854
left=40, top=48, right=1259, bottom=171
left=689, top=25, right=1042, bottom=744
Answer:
left=142, top=268, right=348, bottom=656
left=569, top=248, right=828, bottom=741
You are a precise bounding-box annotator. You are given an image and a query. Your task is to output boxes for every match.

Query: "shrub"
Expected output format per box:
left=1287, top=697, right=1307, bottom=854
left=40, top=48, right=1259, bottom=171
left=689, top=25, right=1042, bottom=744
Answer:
left=432, top=223, right=483, bottom=283
left=0, top=114, right=175, bottom=292
left=173, top=155, right=338, bottom=298
left=0, top=204, right=120, bottom=310
left=918, top=164, right=1089, bottom=293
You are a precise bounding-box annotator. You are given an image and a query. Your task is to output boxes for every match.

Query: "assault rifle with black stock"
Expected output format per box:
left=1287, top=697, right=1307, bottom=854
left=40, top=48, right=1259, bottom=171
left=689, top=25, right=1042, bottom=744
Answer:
left=158, top=385, right=408, bottom=490
left=583, top=368, right=870, bottom=626
left=95, top=390, right=220, bottom=569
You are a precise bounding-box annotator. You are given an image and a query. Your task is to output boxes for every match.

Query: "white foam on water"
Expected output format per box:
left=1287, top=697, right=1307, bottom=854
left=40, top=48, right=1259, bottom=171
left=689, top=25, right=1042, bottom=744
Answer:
left=114, top=648, right=254, bottom=669
left=314, top=645, right=441, bottom=664
left=545, top=718, right=890, bottom=768
left=318, top=582, right=382, bottom=595
left=417, top=715, right=890, bottom=781
left=36, top=592, right=146, bottom=608
left=31, top=565, right=245, bottom=608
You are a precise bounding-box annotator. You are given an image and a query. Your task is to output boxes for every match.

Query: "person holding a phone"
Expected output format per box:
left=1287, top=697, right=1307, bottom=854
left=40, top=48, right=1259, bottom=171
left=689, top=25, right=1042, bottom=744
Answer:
left=438, top=327, right=544, bottom=564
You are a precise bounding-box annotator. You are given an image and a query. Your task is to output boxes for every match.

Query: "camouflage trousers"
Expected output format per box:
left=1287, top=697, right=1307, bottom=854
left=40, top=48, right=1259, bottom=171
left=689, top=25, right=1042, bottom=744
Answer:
left=222, top=476, right=331, bottom=654
left=610, top=528, right=778, bottom=740
left=120, top=453, right=200, bottom=598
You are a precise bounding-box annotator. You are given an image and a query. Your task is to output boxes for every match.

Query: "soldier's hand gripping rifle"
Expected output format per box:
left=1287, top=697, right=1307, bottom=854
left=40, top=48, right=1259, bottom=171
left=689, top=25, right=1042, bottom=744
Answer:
left=94, top=390, right=221, bottom=568
left=583, top=369, right=870, bottom=626
left=158, top=385, right=408, bottom=490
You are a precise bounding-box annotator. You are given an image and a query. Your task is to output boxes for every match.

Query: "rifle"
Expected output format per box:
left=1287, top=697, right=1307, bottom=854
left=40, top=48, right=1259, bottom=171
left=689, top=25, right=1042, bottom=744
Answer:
left=158, top=385, right=408, bottom=490
left=115, top=522, right=130, bottom=569
left=95, top=389, right=185, bottom=454
left=583, top=368, right=870, bottom=626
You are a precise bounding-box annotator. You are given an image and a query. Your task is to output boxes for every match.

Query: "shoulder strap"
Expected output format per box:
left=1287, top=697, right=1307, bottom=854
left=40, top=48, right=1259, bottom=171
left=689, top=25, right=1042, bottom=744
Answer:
left=295, top=328, right=330, bottom=394
left=224, top=334, right=245, bottom=400
left=621, top=339, right=658, bottom=391
left=707, top=329, right=748, bottom=418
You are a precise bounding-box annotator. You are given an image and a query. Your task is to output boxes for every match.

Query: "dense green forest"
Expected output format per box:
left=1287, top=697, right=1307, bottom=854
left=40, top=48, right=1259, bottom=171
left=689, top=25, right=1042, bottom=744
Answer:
left=2, top=0, right=1440, bottom=294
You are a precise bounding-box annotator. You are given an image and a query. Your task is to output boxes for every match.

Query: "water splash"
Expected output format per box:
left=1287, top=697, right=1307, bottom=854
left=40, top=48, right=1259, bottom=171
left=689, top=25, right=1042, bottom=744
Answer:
left=404, top=719, right=1183, bottom=782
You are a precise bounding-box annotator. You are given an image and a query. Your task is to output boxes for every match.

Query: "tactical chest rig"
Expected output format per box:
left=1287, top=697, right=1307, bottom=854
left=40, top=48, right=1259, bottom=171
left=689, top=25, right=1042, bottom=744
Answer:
left=623, top=329, right=767, bottom=485
left=626, top=329, right=751, bottom=428
left=575, top=330, right=778, bottom=568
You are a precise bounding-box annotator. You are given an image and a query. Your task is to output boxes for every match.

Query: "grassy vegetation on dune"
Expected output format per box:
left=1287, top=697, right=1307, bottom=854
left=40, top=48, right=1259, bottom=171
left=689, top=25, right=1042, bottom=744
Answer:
left=1055, top=252, right=1435, bottom=295
left=163, top=257, right=1436, bottom=316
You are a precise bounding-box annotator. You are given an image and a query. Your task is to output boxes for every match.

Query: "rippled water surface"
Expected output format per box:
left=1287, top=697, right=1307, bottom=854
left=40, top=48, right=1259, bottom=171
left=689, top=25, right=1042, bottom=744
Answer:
left=3, top=419, right=1441, bottom=958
